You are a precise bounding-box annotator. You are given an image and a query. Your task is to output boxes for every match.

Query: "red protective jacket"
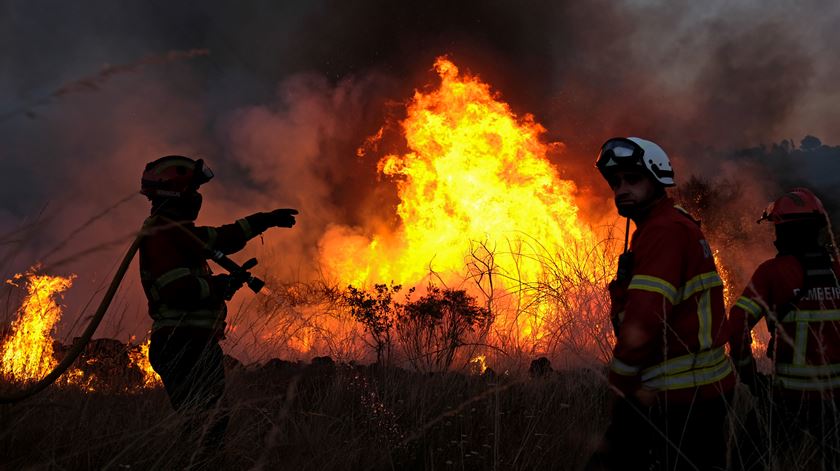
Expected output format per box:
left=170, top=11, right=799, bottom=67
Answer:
left=729, top=253, right=840, bottom=398
left=139, top=214, right=269, bottom=333
left=609, top=198, right=735, bottom=403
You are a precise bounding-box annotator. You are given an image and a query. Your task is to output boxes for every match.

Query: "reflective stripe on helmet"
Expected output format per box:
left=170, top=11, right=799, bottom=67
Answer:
left=596, top=137, right=675, bottom=187
left=758, top=188, right=828, bottom=224
left=141, top=155, right=214, bottom=199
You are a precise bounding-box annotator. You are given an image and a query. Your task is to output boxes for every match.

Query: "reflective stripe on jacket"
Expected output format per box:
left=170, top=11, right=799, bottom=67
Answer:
left=139, top=215, right=258, bottom=332
left=608, top=198, right=735, bottom=403
left=728, top=254, right=840, bottom=397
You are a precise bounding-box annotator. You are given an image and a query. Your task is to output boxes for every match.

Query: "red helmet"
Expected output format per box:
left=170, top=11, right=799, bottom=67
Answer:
left=758, top=188, right=828, bottom=224
left=140, top=155, right=214, bottom=198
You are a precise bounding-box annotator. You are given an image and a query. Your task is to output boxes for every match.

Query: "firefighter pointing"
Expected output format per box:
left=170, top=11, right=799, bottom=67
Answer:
left=586, top=138, right=735, bottom=470
left=728, top=188, right=840, bottom=469
left=139, top=155, right=297, bottom=461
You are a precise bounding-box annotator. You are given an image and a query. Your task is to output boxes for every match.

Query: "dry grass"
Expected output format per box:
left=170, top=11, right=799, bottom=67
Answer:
left=0, top=362, right=609, bottom=470
left=0, top=197, right=834, bottom=470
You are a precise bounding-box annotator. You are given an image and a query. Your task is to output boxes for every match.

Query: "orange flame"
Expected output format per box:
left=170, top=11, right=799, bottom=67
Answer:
left=320, top=57, right=611, bottom=350
left=0, top=269, right=75, bottom=383
left=469, top=355, right=488, bottom=375
left=713, top=249, right=735, bottom=309
left=128, top=338, right=162, bottom=388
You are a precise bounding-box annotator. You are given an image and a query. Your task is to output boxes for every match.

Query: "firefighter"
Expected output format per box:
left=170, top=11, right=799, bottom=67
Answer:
left=728, top=188, right=840, bottom=469
left=587, top=137, right=735, bottom=470
left=138, top=155, right=298, bottom=458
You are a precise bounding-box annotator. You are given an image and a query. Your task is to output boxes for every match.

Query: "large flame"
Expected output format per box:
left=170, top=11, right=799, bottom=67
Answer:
left=0, top=269, right=75, bottom=383
left=320, top=57, right=611, bottom=349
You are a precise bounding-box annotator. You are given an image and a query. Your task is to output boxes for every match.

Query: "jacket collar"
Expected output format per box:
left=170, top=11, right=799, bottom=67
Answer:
left=633, top=196, right=672, bottom=228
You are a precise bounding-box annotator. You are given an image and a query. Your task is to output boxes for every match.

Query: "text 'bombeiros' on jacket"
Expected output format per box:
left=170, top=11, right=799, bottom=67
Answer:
left=729, top=252, right=840, bottom=398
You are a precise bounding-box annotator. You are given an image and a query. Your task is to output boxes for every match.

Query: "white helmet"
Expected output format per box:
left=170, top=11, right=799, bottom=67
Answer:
left=595, top=137, right=675, bottom=187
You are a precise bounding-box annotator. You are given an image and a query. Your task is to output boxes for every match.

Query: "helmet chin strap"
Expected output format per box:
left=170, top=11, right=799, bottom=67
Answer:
left=618, top=193, right=665, bottom=221
left=623, top=217, right=630, bottom=253
left=150, top=193, right=202, bottom=221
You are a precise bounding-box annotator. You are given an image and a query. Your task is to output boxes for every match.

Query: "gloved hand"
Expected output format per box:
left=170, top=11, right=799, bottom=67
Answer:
left=737, top=356, right=770, bottom=397
left=608, top=279, right=628, bottom=335
left=615, top=251, right=634, bottom=283
left=268, top=208, right=298, bottom=228
left=211, top=273, right=248, bottom=301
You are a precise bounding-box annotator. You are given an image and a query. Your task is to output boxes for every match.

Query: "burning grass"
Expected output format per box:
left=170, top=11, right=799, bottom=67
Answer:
left=0, top=55, right=834, bottom=469
left=0, top=225, right=829, bottom=469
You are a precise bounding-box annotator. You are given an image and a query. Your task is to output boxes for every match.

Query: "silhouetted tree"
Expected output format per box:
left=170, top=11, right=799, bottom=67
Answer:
left=345, top=283, right=401, bottom=365
left=396, top=286, right=491, bottom=372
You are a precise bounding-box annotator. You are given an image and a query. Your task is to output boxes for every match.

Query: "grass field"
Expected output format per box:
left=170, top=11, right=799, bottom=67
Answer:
left=0, top=354, right=833, bottom=470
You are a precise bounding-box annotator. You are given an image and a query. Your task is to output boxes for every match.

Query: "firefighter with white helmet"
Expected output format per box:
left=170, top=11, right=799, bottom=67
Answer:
left=587, top=137, right=734, bottom=470
left=139, top=155, right=298, bottom=462
left=729, top=187, right=840, bottom=469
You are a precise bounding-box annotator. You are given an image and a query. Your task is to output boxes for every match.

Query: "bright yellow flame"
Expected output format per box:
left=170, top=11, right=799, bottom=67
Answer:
left=128, top=338, right=162, bottom=388
left=0, top=269, right=75, bottom=383
left=320, top=57, right=607, bottom=345
left=469, top=355, right=488, bottom=375
left=64, top=367, right=97, bottom=392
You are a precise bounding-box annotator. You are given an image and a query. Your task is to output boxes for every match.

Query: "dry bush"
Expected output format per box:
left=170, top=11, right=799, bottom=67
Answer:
left=0, top=196, right=836, bottom=470
left=395, top=285, right=492, bottom=373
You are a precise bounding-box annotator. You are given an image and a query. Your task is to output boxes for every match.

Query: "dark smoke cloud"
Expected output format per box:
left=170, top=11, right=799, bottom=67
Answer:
left=1, top=0, right=838, bottom=358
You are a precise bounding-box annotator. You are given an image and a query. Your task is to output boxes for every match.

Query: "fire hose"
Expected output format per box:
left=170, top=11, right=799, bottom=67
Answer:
left=0, top=221, right=147, bottom=404
left=0, top=218, right=265, bottom=404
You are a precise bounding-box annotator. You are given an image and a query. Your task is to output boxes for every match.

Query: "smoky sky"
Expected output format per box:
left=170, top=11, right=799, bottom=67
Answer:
left=1, top=0, right=839, bottom=358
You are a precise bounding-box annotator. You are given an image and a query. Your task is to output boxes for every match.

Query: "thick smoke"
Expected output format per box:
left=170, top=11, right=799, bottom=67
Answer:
left=1, top=0, right=839, bottom=359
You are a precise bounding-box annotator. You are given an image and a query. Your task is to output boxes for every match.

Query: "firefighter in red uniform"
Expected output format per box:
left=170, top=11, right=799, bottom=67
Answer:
left=587, top=137, right=735, bottom=470
left=139, top=155, right=298, bottom=458
left=729, top=188, right=840, bottom=470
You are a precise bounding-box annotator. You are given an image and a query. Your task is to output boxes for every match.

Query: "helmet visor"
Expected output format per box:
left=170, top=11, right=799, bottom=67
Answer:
left=596, top=138, right=645, bottom=172
left=194, top=159, right=214, bottom=185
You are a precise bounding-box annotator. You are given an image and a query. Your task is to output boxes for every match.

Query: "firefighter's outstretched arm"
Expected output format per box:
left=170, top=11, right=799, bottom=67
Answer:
left=200, top=208, right=299, bottom=255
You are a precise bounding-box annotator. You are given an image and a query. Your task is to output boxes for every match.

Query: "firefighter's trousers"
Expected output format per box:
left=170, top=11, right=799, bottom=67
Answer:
left=149, top=327, right=229, bottom=453
left=588, top=392, right=731, bottom=470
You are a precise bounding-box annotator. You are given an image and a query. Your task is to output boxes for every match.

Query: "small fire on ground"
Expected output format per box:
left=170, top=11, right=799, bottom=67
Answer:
left=0, top=267, right=161, bottom=392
